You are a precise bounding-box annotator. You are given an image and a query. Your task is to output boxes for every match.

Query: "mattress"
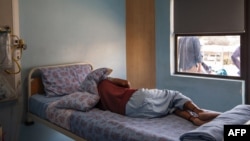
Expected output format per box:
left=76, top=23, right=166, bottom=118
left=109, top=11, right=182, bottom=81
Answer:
left=28, top=94, right=198, bottom=141
left=29, top=94, right=61, bottom=119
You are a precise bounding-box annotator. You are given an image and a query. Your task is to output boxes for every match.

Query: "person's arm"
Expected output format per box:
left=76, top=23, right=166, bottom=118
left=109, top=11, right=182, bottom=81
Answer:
left=231, top=47, right=240, bottom=69
left=107, top=77, right=131, bottom=88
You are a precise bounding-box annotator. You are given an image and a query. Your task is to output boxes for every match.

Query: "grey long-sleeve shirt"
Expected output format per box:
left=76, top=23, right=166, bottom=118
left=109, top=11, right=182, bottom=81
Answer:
left=178, top=37, right=202, bottom=71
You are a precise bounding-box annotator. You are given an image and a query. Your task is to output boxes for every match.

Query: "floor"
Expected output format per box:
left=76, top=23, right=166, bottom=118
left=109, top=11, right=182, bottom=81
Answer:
left=18, top=122, right=74, bottom=141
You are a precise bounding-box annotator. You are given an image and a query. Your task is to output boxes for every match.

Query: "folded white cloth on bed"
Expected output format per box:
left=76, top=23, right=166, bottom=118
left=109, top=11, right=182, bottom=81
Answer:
left=180, top=104, right=250, bottom=141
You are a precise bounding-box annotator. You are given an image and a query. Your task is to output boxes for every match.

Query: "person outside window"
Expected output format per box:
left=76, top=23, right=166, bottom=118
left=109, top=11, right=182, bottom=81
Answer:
left=231, top=46, right=240, bottom=75
left=178, top=36, right=204, bottom=73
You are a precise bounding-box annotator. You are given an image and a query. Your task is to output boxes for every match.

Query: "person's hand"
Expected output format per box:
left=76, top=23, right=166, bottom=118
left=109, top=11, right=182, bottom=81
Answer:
left=197, top=63, right=206, bottom=73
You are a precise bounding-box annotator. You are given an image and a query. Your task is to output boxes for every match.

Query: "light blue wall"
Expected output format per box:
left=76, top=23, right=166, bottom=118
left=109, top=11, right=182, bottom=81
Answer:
left=155, top=0, right=244, bottom=112
left=19, top=0, right=243, bottom=114
left=16, top=0, right=245, bottom=140
left=19, top=0, right=126, bottom=80
left=18, top=0, right=125, bottom=140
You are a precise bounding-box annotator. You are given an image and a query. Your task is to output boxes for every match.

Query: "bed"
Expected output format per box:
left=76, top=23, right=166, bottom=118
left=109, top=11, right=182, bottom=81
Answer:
left=25, top=62, right=250, bottom=141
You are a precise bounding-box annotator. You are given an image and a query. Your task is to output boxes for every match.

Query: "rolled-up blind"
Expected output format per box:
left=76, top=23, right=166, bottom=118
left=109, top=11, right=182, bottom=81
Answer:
left=174, top=0, right=245, bottom=34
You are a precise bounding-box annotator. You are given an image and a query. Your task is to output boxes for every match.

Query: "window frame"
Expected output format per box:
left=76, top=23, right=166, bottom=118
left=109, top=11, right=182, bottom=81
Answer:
left=174, top=33, right=245, bottom=80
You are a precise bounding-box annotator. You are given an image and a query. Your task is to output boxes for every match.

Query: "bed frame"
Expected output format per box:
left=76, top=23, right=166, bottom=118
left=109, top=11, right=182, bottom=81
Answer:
left=25, top=62, right=93, bottom=141
left=26, top=62, right=248, bottom=141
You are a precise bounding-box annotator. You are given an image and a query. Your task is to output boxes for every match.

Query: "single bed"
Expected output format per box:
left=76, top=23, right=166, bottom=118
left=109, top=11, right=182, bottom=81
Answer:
left=25, top=62, right=250, bottom=141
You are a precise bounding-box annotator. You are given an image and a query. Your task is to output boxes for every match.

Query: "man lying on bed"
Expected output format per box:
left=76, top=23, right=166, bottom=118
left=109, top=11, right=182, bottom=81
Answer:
left=96, top=77, right=220, bottom=126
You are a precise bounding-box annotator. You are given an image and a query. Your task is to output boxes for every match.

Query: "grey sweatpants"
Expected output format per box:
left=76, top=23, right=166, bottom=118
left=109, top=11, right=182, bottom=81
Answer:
left=125, top=88, right=191, bottom=118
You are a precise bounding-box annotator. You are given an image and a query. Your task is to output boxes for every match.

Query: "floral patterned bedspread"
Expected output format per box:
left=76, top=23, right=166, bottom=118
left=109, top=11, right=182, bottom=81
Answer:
left=38, top=96, right=197, bottom=141
left=69, top=109, right=196, bottom=141
left=46, top=101, right=74, bottom=130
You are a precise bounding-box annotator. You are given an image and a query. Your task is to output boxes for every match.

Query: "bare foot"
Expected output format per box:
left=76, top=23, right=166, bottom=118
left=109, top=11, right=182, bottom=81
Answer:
left=189, top=116, right=209, bottom=126
left=198, top=111, right=220, bottom=121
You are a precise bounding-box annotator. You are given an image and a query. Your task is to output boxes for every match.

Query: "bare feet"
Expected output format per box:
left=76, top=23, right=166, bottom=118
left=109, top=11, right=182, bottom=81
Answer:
left=188, top=111, right=220, bottom=126
left=189, top=116, right=209, bottom=126
left=198, top=111, right=220, bottom=121
left=184, top=101, right=220, bottom=122
left=174, top=106, right=220, bottom=126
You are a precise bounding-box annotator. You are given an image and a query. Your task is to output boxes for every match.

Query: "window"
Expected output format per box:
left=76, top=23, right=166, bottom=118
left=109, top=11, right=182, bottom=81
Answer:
left=172, top=0, right=245, bottom=79
left=176, top=35, right=241, bottom=78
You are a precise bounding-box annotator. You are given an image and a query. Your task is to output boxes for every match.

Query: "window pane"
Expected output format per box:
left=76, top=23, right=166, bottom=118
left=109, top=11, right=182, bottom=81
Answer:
left=177, top=35, right=241, bottom=77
